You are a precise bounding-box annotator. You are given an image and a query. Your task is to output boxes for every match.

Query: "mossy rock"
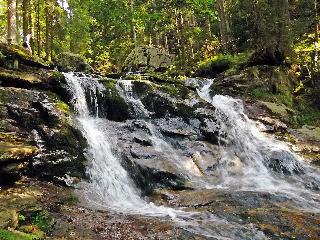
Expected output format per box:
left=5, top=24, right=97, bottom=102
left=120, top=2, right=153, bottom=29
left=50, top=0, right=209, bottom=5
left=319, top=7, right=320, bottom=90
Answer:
left=296, top=125, right=320, bottom=142
left=260, top=101, right=295, bottom=118
left=122, top=46, right=173, bottom=73
left=0, top=43, right=49, bottom=69
left=0, top=210, right=19, bottom=229
left=98, top=79, right=131, bottom=121
left=0, top=132, right=38, bottom=163
left=0, top=69, right=42, bottom=84
left=55, top=52, right=93, bottom=73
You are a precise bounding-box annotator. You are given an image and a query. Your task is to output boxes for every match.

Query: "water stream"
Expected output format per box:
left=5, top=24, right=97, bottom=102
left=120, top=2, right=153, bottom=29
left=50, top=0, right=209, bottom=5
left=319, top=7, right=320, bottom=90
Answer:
left=197, top=80, right=320, bottom=210
left=64, top=72, right=319, bottom=239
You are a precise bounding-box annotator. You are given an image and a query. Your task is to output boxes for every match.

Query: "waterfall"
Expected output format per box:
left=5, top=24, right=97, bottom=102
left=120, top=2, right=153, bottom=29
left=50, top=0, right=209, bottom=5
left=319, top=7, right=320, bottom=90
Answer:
left=197, top=80, right=320, bottom=210
left=64, top=73, right=269, bottom=239
left=64, top=72, right=177, bottom=216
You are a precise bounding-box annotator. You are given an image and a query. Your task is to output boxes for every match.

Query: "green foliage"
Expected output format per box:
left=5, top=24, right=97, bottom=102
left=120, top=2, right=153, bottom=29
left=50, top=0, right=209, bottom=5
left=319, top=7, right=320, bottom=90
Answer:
left=18, top=214, right=26, bottom=223
left=31, top=211, right=53, bottom=233
left=0, top=229, right=43, bottom=240
left=197, top=52, right=251, bottom=76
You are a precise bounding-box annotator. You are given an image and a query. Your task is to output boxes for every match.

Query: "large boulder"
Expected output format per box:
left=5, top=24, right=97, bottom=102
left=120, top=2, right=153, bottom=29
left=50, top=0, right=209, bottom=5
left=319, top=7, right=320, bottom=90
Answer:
left=0, top=82, right=87, bottom=186
left=122, top=46, right=173, bottom=73
left=55, top=52, right=93, bottom=73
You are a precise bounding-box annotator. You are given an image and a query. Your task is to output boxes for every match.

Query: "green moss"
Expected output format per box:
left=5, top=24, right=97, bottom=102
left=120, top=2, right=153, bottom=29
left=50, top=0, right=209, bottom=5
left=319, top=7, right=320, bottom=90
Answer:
left=296, top=126, right=320, bottom=142
left=197, top=52, right=252, bottom=76
left=56, top=101, right=70, bottom=114
left=0, top=71, right=41, bottom=84
left=0, top=229, right=44, bottom=240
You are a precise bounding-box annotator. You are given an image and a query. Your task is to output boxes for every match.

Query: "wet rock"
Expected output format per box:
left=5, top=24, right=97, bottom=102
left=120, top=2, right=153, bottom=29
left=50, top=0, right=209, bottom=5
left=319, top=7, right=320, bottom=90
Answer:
left=199, top=118, right=220, bottom=145
left=256, top=116, right=287, bottom=133
left=0, top=85, right=87, bottom=185
left=155, top=117, right=198, bottom=138
left=179, top=140, right=220, bottom=173
left=122, top=46, right=173, bottom=73
left=132, top=133, right=153, bottom=146
left=99, top=80, right=131, bottom=121
left=266, top=150, right=305, bottom=175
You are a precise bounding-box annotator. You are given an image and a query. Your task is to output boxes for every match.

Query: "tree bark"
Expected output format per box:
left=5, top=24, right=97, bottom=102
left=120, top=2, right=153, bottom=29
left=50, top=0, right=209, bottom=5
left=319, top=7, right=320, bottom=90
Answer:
left=22, top=0, right=29, bottom=38
left=28, top=0, right=33, bottom=54
left=215, top=0, right=231, bottom=52
left=36, top=0, right=40, bottom=57
left=45, top=2, right=50, bottom=61
left=16, top=0, right=20, bottom=43
left=7, top=0, right=17, bottom=44
left=131, top=0, right=137, bottom=47
left=314, top=0, right=319, bottom=69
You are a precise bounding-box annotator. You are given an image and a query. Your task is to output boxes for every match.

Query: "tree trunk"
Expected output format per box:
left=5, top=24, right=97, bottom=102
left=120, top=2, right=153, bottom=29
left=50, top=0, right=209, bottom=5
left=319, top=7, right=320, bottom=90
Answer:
left=206, top=17, right=212, bottom=38
left=174, top=8, right=181, bottom=56
left=15, top=0, right=20, bottom=43
left=36, top=0, right=40, bottom=57
left=215, top=0, right=230, bottom=52
left=314, top=0, right=319, bottom=70
left=28, top=0, right=33, bottom=55
left=22, top=0, right=29, bottom=38
left=45, top=2, right=50, bottom=61
left=131, top=0, right=137, bottom=47
left=7, top=0, right=17, bottom=44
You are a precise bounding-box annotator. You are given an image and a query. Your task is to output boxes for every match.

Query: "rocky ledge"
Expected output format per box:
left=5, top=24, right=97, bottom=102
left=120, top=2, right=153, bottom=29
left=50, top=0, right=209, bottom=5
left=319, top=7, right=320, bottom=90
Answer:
left=0, top=45, right=87, bottom=186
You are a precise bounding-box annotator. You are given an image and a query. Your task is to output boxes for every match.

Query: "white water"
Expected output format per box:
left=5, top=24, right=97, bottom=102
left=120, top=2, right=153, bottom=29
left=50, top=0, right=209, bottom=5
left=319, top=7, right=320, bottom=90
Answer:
left=117, top=80, right=151, bottom=118
left=64, top=73, right=270, bottom=239
left=117, top=80, right=207, bottom=179
left=197, top=80, right=320, bottom=210
left=64, top=72, right=178, bottom=216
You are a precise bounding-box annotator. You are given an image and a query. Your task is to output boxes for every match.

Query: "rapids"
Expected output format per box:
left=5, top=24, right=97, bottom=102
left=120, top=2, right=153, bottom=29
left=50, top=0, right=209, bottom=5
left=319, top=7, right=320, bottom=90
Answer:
left=64, top=72, right=320, bottom=239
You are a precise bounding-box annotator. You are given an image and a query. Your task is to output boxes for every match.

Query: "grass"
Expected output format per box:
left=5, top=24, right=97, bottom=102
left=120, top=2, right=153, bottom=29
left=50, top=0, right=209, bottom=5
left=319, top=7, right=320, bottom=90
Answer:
left=0, top=229, right=43, bottom=240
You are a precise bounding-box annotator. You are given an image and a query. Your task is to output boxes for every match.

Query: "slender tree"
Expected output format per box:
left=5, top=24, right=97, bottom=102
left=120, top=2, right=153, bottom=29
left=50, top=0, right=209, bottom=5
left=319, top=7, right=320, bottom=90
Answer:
left=314, top=0, right=319, bottom=69
left=131, top=0, right=137, bottom=47
left=7, top=0, right=17, bottom=44
left=45, top=1, right=50, bottom=61
left=36, top=0, right=40, bottom=56
left=15, top=0, right=20, bottom=42
left=22, top=0, right=29, bottom=38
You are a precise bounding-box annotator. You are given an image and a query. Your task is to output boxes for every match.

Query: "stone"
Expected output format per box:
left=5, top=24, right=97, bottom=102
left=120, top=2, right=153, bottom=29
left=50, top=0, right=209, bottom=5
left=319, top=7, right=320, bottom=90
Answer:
left=122, top=46, right=173, bottom=73
left=55, top=52, right=93, bottom=73
left=296, top=125, right=320, bottom=142
left=260, top=101, right=294, bottom=118
left=0, top=210, right=19, bottom=229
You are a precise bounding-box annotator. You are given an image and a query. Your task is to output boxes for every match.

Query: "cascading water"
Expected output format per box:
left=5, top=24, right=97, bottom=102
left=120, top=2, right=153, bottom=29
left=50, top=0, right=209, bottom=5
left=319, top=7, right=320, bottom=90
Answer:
left=197, top=79, right=320, bottom=210
left=64, top=72, right=175, bottom=215
left=117, top=80, right=205, bottom=179
left=64, top=73, right=269, bottom=239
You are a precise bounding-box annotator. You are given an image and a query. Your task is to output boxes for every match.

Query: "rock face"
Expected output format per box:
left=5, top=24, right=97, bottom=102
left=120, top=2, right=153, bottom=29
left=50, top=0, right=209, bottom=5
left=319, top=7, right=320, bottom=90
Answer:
left=0, top=46, right=87, bottom=186
left=93, top=77, right=222, bottom=193
left=55, top=52, right=93, bottom=73
left=122, top=46, right=173, bottom=73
